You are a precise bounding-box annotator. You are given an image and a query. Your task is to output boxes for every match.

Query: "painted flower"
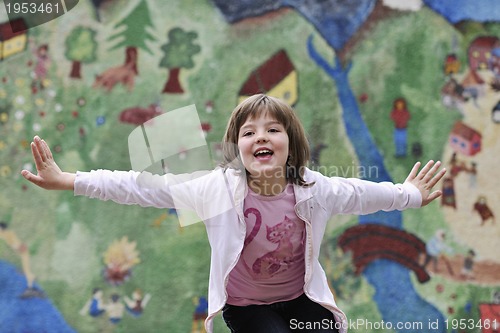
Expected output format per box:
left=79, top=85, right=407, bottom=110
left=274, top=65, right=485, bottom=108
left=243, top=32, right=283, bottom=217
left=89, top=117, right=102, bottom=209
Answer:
left=77, top=97, right=86, bottom=107
left=96, top=116, right=106, bottom=126
left=201, top=122, right=212, bottom=132
left=13, top=123, right=23, bottom=132
left=14, top=96, right=25, bottom=105
left=22, top=163, right=33, bottom=172
left=15, top=79, right=25, bottom=87
left=103, top=237, right=140, bottom=286
left=0, top=112, right=8, bottom=123
left=0, top=165, right=12, bottom=177
left=20, top=140, right=29, bottom=149
left=15, top=110, right=25, bottom=120
left=205, top=100, right=214, bottom=113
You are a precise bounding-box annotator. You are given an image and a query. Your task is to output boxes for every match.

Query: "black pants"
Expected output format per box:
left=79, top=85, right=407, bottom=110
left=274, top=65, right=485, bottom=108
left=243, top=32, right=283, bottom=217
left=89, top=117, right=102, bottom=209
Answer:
left=222, top=294, right=339, bottom=333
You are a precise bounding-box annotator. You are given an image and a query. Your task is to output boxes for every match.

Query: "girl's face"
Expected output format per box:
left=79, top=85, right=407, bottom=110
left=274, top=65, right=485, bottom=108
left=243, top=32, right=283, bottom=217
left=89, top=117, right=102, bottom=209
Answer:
left=237, top=113, right=289, bottom=180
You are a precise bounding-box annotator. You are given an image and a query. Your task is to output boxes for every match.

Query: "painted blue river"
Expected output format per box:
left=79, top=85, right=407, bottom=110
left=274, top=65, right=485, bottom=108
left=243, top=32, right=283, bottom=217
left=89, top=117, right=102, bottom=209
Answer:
left=0, top=260, right=76, bottom=333
left=308, top=40, right=446, bottom=332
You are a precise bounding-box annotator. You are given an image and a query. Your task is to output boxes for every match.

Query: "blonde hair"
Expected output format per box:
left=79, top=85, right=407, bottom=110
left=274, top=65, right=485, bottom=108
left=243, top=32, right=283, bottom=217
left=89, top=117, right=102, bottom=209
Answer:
left=221, top=94, right=311, bottom=186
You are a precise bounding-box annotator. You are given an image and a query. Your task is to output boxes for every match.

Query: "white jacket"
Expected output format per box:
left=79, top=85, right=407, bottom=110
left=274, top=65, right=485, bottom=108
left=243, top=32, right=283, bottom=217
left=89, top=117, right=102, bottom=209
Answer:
left=74, top=167, right=422, bottom=333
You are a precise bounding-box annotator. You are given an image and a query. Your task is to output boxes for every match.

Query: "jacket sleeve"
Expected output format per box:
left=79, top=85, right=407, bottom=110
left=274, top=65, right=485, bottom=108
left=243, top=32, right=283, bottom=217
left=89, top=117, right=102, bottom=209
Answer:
left=74, top=169, right=195, bottom=209
left=73, top=169, right=234, bottom=225
left=325, top=177, right=422, bottom=216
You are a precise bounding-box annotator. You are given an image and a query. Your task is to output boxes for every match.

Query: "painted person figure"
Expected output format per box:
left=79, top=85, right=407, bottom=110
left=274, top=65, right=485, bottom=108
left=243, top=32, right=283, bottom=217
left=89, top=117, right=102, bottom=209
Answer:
left=192, top=296, right=209, bottom=333
left=80, top=288, right=106, bottom=317
left=124, top=289, right=151, bottom=317
left=32, top=44, right=50, bottom=93
left=441, top=177, right=456, bottom=209
left=473, top=196, right=496, bottom=226
left=390, top=97, right=411, bottom=158
left=460, top=249, right=476, bottom=280
left=106, top=294, right=125, bottom=324
left=449, top=152, right=466, bottom=178
left=21, top=94, right=446, bottom=333
left=0, top=222, right=43, bottom=298
left=423, top=229, right=452, bottom=273
left=468, top=162, right=477, bottom=188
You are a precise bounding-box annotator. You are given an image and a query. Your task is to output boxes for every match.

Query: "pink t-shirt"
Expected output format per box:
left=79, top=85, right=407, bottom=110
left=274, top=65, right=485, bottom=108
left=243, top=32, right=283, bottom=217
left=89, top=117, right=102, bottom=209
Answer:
left=226, top=184, right=306, bottom=306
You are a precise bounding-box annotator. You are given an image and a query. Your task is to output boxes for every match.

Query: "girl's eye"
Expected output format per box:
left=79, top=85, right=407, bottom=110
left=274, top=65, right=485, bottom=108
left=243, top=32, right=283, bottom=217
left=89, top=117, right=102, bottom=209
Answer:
left=242, top=131, right=253, bottom=137
left=269, top=128, right=279, bottom=133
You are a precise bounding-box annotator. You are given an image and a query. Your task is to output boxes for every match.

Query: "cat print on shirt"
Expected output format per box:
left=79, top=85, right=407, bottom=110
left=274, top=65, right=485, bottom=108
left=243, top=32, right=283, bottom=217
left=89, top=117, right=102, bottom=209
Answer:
left=244, top=208, right=261, bottom=246
left=243, top=208, right=301, bottom=279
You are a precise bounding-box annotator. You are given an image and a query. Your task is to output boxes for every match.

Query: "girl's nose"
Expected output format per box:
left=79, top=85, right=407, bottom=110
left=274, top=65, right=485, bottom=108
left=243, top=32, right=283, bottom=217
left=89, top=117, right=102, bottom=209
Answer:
left=255, top=133, right=268, bottom=143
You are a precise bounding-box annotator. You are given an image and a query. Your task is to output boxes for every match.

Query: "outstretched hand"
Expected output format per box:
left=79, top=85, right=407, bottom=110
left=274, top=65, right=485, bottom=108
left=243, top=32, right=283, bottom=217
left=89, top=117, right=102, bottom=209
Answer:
left=405, top=160, right=446, bottom=207
left=21, top=136, right=75, bottom=190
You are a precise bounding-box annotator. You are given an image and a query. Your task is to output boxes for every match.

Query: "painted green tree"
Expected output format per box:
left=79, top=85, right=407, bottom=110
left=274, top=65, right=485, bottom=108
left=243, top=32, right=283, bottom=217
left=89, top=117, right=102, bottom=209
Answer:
left=107, top=0, right=156, bottom=74
left=64, top=26, right=98, bottom=79
left=159, top=27, right=201, bottom=94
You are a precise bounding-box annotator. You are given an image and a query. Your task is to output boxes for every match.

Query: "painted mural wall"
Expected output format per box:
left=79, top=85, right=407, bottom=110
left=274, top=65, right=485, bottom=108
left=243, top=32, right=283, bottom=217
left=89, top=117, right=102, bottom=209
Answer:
left=0, top=0, right=499, bottom=332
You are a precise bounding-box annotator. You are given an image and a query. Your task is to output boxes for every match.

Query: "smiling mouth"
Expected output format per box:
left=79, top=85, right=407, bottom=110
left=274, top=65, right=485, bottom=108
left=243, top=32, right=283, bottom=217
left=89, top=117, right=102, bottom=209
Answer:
left=254, top=149, right=274, bottom=158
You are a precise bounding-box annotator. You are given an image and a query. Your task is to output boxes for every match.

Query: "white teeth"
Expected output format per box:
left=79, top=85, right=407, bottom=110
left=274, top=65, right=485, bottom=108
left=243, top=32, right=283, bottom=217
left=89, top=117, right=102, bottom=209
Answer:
left=255, top=149, right=272, bottom=156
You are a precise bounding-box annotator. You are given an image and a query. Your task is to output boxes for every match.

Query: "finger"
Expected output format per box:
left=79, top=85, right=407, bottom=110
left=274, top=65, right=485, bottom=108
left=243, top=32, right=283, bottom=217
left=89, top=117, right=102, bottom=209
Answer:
left=423, top=160, right=442, bottom=182
left=407, top=162, right=421, bottom=181
left=427, top=190, right=443, bottom=202
left=21, top=170, right=43, bottom=186
left=31, top=141, right=44, bottom=169
left=417, top=160, right=435, bottom=179
left=21, top=169, right=32, bottom=180
left=421, top=190, right=442, bottom=207
left=41, top=139, right=53, bottom=160
left=34, top=136, right=48, bottom=162
left=428, top=167, right=447, bottom=188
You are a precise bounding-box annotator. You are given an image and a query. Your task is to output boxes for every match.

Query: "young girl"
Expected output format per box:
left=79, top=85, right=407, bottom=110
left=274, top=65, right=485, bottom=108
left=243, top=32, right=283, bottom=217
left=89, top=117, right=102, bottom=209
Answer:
left=21, top=94, right=445, bottom=333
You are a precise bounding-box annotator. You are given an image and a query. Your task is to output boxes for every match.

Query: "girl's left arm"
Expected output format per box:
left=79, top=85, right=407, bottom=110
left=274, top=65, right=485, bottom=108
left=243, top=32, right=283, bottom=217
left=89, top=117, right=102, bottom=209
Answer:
left=324, top=160, right=445, bottom=215
left=404, top=160, right=446, bottom=207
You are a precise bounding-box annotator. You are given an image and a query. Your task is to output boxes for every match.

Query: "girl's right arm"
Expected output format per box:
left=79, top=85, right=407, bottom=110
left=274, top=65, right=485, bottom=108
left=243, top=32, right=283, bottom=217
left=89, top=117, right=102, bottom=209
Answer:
left=21, top=136, right=225, bottom=220
left=20, top=136, right=175, bottom=208
left=21, top=136, right=76, bottom=191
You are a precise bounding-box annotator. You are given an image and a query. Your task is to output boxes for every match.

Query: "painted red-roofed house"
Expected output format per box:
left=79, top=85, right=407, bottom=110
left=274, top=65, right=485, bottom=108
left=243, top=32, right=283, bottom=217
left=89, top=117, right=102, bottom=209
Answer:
left=0, top=19, right=28, bottom=61
left=449, top=121, right=482, bottom=156
left=238, top=49, right=298, bottom=106
left=468, top=36, right=500, bottom=70
left=478, top=303, right=500, bottom=333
